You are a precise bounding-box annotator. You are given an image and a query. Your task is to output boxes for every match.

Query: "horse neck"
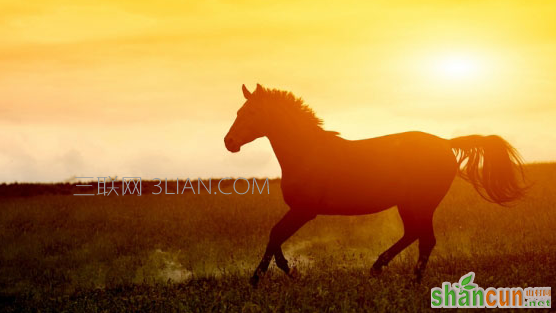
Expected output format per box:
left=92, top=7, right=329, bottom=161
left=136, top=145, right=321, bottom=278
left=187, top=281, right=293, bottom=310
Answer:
left=266, top=124, right=328, bottom=172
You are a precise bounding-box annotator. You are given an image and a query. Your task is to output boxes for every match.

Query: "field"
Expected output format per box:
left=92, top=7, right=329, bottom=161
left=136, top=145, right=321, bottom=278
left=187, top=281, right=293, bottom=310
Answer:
left=0, top=164, right=555, bottom=312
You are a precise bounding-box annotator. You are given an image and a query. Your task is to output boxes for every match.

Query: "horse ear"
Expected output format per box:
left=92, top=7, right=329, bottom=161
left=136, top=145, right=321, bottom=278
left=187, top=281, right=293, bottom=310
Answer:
left=242, top=84, right=251, bottom=99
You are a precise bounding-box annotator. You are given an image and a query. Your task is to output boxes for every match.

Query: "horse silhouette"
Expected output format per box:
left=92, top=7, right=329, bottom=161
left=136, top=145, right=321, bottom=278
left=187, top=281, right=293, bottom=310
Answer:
left=224, top=84, right=526, bottom=287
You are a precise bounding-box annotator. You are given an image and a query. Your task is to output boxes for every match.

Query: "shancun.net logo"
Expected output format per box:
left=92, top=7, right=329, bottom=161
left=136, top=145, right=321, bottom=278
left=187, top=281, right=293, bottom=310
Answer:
left=431, top=272, right=551, bottom=308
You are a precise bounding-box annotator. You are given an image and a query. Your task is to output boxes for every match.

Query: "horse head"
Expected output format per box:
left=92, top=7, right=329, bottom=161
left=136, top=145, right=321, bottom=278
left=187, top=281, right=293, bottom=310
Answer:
left=224, top=84, right=268, bottom=152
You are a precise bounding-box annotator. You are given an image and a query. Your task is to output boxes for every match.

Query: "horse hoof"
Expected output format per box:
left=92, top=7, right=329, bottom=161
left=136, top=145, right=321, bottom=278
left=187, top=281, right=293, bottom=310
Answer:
left=249, top=275, right=259, bottom=288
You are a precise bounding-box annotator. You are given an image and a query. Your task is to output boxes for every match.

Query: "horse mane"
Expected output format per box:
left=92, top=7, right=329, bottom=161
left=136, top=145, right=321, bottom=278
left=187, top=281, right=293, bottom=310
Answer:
left=257, top=86, right=340, bottom=137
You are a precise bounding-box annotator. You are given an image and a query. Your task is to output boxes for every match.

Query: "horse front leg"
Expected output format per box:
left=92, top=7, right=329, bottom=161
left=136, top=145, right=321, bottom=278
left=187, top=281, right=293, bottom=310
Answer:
left=250, top=210, right=315, bottom=287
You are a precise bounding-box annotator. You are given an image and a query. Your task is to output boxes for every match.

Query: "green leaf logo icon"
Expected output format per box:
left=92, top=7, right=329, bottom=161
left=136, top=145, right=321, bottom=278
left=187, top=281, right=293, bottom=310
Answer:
left=458, top=272, right=476, bottom=294
left=461, top=273, right=473, bottom=286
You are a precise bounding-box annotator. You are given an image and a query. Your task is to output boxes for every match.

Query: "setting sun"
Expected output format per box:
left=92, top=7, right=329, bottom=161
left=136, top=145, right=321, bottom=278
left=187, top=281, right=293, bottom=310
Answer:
left=435, top=55, right=480, bottom=80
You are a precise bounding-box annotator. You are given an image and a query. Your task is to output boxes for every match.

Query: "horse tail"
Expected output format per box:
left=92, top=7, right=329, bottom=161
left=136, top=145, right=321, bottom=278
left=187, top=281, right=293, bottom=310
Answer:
left=449, top=135, right=527, bottom=205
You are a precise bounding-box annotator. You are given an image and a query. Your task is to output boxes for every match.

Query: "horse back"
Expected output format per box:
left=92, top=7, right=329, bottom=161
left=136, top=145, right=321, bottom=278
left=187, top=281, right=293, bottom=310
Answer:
left=281, top=131, right=457, bottom=215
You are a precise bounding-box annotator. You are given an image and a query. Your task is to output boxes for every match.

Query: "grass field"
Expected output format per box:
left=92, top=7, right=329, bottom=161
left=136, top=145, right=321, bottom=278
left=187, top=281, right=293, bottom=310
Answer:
left=0, top=163, right=555, bottom=312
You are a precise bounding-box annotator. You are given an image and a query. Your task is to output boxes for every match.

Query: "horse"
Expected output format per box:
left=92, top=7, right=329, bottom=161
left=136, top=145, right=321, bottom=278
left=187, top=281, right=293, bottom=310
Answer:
left=224, top=84, right=526, bottom=287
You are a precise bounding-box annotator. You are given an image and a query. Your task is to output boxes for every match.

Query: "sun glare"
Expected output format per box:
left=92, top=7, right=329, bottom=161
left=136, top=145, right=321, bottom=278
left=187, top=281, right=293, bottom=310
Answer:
left=435, top=56, right=479, bottom=79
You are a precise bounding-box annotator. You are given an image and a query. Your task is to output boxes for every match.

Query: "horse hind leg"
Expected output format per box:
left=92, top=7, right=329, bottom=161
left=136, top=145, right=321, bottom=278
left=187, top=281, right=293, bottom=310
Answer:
left=414, top=215, right=436, bottom=283
left=371, top=200, right=440, bottom=283
left=371, top=207, right=418, bottom=275
left=405, top=192, right=446, bottom=282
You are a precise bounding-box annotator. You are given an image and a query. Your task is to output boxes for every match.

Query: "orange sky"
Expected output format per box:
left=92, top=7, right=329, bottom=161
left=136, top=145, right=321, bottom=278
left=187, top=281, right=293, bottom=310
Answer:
left=1, top=0, right=555, bottom=182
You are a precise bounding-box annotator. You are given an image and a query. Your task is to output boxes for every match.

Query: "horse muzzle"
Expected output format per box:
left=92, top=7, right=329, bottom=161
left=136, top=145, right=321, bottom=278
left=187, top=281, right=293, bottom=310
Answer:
left=224, top=136, right=241, bottom=153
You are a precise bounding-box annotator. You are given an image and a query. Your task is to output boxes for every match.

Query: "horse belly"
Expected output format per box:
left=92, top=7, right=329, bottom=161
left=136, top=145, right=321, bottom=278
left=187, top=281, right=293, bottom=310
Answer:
left=318, top=182, right=399, bottom=215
